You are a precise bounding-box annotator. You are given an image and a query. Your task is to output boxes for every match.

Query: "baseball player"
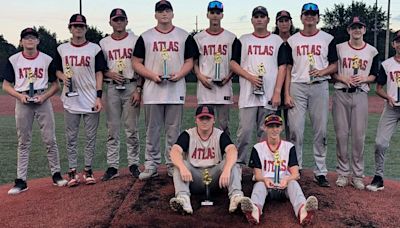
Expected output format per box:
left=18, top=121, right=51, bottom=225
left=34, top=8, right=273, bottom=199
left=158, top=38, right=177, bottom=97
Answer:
left=241, top=114, right=318, bottom=225
left=366, top=30, right=400, bottom=192
left=193, top=1, right=236, bottom=136
left=285, top=2, right=338, bottom=187
left=55, top=14, right=106, bottom=187
left=273, top=10, right=295, bottom=140
left=132, top=0, right=196, bottom=180
left=169, top=105, right=252, bottom=215
left=333, top=17, right=379, bottom=190
left=230, top=6, right=288, bottom=165
left=3, top=28, right=67, bottom=195
left=99, top=8, right=142, bottom=180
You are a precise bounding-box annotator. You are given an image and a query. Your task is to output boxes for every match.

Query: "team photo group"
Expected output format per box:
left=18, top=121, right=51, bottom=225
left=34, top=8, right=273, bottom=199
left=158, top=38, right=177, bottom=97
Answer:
left=2, top=0, right=400, bottom=225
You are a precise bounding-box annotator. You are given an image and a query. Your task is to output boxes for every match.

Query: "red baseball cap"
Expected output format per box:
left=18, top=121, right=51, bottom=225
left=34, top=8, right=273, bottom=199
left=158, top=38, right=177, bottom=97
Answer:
left=69, top=14, right=87, bottom=27
left=195, top=105, right=215, bottom=118
left=155, top=0, right=173, bottom=12
left=110, top=8, right=127, bottom=20
left=276, top=10, right=292, bottom=21
left=20, top=28, right=39, bottom=40
left=348, top=16, right=366, bottom=28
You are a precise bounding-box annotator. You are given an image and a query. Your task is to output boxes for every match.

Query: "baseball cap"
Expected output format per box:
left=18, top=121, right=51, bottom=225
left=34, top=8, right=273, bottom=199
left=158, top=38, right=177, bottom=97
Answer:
left=110, top=8, right=127, bottom=20
left=155, top=0, right=173, bottom=12
left=301, top=3, right=319, bottom=15
left=276, top=10, right=292, bottom=21
left=20, top=28, right=39, bottom=40
left=252, top=6, right=268, bottom=17
left=264, top=114, right=283, bottom=126
left=348, top=16, right=366, bottom=28
left=195, top=105, right=215, bottom=118
left=69, top=14, right=87, bottom=27
left=393, top=30, right=400, bottom=42
left=207, top=1, right=223, bottom=12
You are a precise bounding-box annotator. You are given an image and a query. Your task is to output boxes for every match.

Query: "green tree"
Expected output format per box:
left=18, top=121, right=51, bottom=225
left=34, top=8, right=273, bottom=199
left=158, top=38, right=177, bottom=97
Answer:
left=36, top=26, right=58, bottom=58
left=0, top=35, right=17, bottom=80
left=86, top=26, right=105, bottom=44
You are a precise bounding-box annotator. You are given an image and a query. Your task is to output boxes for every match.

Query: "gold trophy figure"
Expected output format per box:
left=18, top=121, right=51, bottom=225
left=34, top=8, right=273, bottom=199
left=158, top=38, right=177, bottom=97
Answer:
left=351, top=55, right=360, bottom=88
left=307, top=53, right=316, bottom=84
left=160, top=48, right=170, bottom=80
left=115, top=59, right=126, bottom=90
left=273, top=152, right=281, bottom=187
left=201, top=169, right=213, bottom=206
left=212, top=52, right=223, bottom=83
left=253, top=63, right=265, bottom=95
left=65, top=64, right=79, bottom=97
left=395, top=73, right=400, bottom=106
left=26, top=69, right=38, bottom=103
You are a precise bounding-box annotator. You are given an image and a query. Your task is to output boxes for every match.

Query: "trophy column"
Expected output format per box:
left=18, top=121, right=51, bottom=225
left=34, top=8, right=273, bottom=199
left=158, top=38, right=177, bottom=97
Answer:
left=253, top=63, right=265, bottom=95
left=273, top=152, right=281, bottom=187
left=115, top=59, right=126, bottom=90
left=160, top=48, right=170, bottom=80
left=65, top=64, right=79, bottom=97
left=351, top=55, right=360, bottom=88
left=212, top=52, right=222, bottom=84
left=26, top=69, right=38, bottom=103
left=307, top=53, right=316, bottom=84
left=201, top=169, right=213, bottom=206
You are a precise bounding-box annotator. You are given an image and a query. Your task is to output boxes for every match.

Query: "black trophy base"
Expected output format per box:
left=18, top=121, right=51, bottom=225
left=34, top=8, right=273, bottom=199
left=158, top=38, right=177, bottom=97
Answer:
left=394, top=101, right=400, bottom=107
left=201, top=200, right=214, bottom=206
left=66, top=91, right=79, bottom=97
left=27, top=97, right=39, bottom=103
left=160, top=75, right=170, bottom=80
left=253, top=90, right=264, bottom=95
left=212, top=78, right=223, bottom=86
left=115, top=84, right=126, bottom=90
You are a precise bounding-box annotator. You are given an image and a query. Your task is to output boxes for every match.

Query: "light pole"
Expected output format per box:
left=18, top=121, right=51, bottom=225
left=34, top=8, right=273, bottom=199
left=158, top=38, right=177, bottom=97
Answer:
left=385, top=0, right=391, bottom=59
left=79, top=0, right=82, bottom=14
left=373, top=0, right=378, bottom=48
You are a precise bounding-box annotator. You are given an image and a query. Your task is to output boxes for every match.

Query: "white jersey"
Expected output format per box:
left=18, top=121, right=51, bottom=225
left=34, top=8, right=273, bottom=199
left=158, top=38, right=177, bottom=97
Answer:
left=57, top=41, right=103, bottom=114
left=236, top=33, right=284, bottom=109
left=137, top=27, right=190, bottom=104
left=186, top=127, right=223, bottom=168
left=379, top=57, right=400, bottom=101
left=99, top=32, right=138, bottom=80
left=194, top=29, right=236, bottom=104
left=288, top=30, right=334, bottom=83
left=6, top=52, right=54, bottom=92
left=336, top=41, right=378, bottom=92
left=252, top=140, right=294, bottom=180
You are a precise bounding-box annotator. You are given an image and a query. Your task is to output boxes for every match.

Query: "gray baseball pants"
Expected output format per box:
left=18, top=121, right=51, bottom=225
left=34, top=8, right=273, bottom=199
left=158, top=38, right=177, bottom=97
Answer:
left=374, top=103, right=400, bottom=177
left=332, top=90, right=368, bottom=178
left=173, top=160, right=244, bottom=197
left=105, top=82, right=140, bottom=168
left=288, top=81, right=329, bottom=176
left=15, top=99, right=61, bottom=181
left=144, top=104, right=182, bottom=170
left=236, top=107, right=273, bottom=165
left=250, top=180, right=306, bottom=217
left=64, top=110, right=100, bottom=169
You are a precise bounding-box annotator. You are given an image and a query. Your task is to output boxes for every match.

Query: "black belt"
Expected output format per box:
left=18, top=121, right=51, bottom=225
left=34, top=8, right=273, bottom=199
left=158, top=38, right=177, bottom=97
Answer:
left=310, top=80, right=322, bottom=84
left=18, top=89, right=45, bottom=94
left=338, top=88, right=361, bottom=93
left=104, top=78, right=136, bottom=84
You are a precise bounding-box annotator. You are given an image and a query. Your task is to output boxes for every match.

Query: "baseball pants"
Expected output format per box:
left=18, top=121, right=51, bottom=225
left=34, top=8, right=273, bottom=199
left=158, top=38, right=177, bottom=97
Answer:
left=172, top=160, right=244, bottom=198
left=236, top=107, right=272, bottom=165
left=201, top=104, right=231, bottom=136
left=250, top=180, right=306, bottom=217
left=373, top=103, right=400, bottom=177
left=105, top=82, right=140, bottom=168
left=15, top=99, right=61, bottom=181
left=64, top=110, right=100, bottom=169
left=332, top=90, right=368, bottom=178
left=144, top=104, right=182, bottom=171
left=288, top=81, right=329, bottom=176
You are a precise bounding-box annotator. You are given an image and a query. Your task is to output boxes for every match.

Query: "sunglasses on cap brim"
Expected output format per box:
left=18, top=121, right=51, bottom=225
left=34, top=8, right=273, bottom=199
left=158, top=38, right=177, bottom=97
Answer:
left=302, top=3, right=319, bottom=11
left=264, top=115, right=283, bottom=124
left=208, top=1, right=223, bottom=10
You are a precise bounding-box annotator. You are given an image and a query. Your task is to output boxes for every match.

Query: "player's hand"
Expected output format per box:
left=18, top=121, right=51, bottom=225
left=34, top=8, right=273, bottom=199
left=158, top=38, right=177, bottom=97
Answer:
left=34, top=95, right=45, bottom=104
left=152, top=74, right=162, bottom=83
left=264, top=178, right=275, bottom=188
left=219, top=169, right=231, bottom=188
left=351, top=75, right=367, bottom=85
left=198, top=73, right=212, bottom=89
left=93, top=98, right=103, bottom=112
left=220, top=75, right=232, bottom=87
left=179, top=166, right=193, bottom=182
left=309, top=68, right=322, bottom=77
left=18, top=94, right=29, bottom=104
left=271, top=92, right=281, bottom=108
left=63, top=77, right=71, bottom=88
left=338, top=74, right=353, bottom=88
left=108, top=72, right=125, bottom=84
left=387, top=97, right=396, bottom=107
left=168, top=73, right=180, bottom=82
left=131, top=89, right=141, bottom=107
left=248, top=75, right=263, bottom=88
left=284, top=94, right=294, bottom=108
left=277, top=178, right=289, bottom=190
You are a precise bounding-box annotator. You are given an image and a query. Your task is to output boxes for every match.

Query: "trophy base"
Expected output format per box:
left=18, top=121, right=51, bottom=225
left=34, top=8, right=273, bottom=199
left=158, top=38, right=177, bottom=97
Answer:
left=27, top=97, right=38, bottom=103
left=66, top=91, right=79, bottom=97
left=160, top=75, right=170, bottom=80
left=201, top=200, right=214, bottom=206
left=394, top=101, right=400, bottom=107
left=115, top=85, right=126, bottom=90
left=253, top=90, right=264, bottom=95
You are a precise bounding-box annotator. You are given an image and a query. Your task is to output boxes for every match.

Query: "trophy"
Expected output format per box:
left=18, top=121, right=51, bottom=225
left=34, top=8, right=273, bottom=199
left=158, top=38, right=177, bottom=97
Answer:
left=273, top=152, right=281, bottom=187
left=65, top=64, right=79, bottom=97
left=160, top=48, right=170, bottom=80
left=253, top=63, right=265, bottom=95
left=351, top=55, right=360, bottom=88
left=115, top=59, right=126, bottom=90
left=307, top=53, right=316, bottom=84
left=395, top=74, right=400, bottom=106
left=212, top=52, right=223, bottom=83
left=201, top=169, right=213, bottom=206
left=26, top=69, right=38, bottom=103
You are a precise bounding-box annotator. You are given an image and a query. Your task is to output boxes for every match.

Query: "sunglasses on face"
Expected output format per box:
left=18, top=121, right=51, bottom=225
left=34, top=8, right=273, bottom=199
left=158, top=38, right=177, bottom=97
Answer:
left=278, top=18, right=290, bottom=23
left=208, top=1, right=223, bottom=10
left=198, top=116, right=212, bottom=121
left=253, top=15, right=266, bottom=19
left=303, top=11, right=318, bottom=16
left=209, top=10, right=222, bottom=15
left=72, top=24, right=86, bottom=28
left=112, top=17, right=126, bottom=22
left=22, top=35, right=38, bottom=40
left=302, top=3, right=319, bottom=11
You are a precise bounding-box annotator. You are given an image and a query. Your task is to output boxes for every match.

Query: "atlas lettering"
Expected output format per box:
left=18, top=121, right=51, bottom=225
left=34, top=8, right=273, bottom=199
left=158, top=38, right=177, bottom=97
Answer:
left=389, top=71, right=400, bottom=82
left=107, top=48, right=133, bottom=60
left=296, top=44, right=321, bottom=56
left=247, top=45, right=274, bottom=55
left=191, top=147, right=216, bottom=160
left=263, top=159, right=287, bottom=172
left=18, top=67, right=44, bottom=79
left=64, top=56, right=91, bottom=67
left=342, top=57, right=368, bottom=71
left=152, top=41, right=179, bottom=52
left=203, top=44, right=227, bottom=55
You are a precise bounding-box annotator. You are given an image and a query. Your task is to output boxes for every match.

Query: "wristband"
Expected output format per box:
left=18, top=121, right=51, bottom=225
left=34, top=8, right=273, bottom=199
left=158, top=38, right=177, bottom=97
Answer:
left=97, top=90, right=103, bottom=98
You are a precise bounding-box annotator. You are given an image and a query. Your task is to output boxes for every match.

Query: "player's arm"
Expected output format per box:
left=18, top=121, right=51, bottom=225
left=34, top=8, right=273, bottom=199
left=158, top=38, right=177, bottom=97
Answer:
left=132, top=36, right=161, bottom=83
left=194, top=59, right=212, bottom=89
left=248, top=147, right=275, bottom=188
left=310, top=39, right=338, bottom=77
left=375, top=66, right=396, bottom=106
left=271, top=43, right=288, bottom=108
left=218, top=132, right=236, bottom=188
left=170, top=132, right=192, bottom=182
left=278, top=147, right=300, bottom=189
left=94, top=51, right=106, bottom=111
left=1, top=60, right=28, bottom=103
left=169, top=35, right=196, bottom=82
left=54, top=51, right=71, bottom=87
left=355, top=55, right=380, bottom=84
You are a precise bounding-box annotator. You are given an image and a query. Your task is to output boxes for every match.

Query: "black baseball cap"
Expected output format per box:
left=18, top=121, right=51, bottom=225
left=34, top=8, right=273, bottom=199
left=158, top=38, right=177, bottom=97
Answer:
left=207, top=1, right=223, bottom=12
left=20, top=28, right=39, bottom=40
left=110, top=8, right=127, bottom=20
left=69, top=14, right=87, bottom=27
left=301, top=3, right=319, bottom=15
left=195, top=105, right=215, bottom=118
left=348, top=16, right=366, bottom=28
left=276, top=10, right=292, bottom=21
left=252, top=6, right=268, bottom=17
left=264, top=114, right=283, bottom=126
left=393, top=30, right=400, bottom=42
left=155, top=0, right=173, bottom=12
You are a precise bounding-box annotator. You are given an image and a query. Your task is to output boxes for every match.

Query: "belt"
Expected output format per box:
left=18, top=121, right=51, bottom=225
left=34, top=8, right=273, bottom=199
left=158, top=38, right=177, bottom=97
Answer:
left=104, top=78, right=136, bottom=84
left=18, top=89, right=45, bottom=94
left=338, top=87, right=361, bottom=93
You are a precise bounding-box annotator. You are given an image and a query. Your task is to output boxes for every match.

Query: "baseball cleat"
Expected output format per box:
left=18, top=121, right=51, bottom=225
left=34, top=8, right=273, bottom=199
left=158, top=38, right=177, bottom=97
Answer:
left=299, top=196, right=318, bottom=225
left=67, top=169, right=80, bottom=187
left=229, top=194, right=244, bottom=213
left=52, top=172, right=68, bottom=187
left=102, top=167, right=119, bottom=181
left=83, top=168, right=96, bottom=185
left=241, top=199, right=260, bottom=225
left=366, top=175, right=384, bottom=192
left=129, top=165, right=141, bottom=178
left=8, top=179, right=29, bottom=195
left=335, top=175, right=349, bottom=187
left=138, top=169, right=159, bottom=180
left=170, top=195, right=193, bottom=215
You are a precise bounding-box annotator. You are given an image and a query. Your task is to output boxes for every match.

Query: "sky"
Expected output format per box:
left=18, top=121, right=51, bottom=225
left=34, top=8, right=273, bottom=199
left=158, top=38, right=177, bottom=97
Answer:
left=1, top=0, right=400, bottom=46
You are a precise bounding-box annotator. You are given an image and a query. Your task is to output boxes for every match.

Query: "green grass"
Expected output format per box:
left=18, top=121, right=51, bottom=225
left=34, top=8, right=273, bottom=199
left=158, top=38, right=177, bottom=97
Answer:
left=1, top=107, right=399, bottom=185
left=185, top=81, right=240, bottom=96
